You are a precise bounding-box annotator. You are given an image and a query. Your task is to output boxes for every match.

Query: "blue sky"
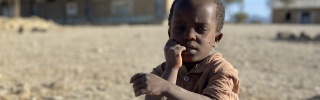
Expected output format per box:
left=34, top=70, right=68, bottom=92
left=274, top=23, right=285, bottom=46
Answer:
left=225, top=0, right=271, bottom=21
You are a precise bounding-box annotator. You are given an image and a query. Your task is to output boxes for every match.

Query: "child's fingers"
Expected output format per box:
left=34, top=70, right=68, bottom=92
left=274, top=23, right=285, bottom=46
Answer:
left=133, top=81, right=146, bottom=94
left=130, top=73, right=145, bottom=83
left=178, top=46, right=186, bottom=54
left=172, top=45, right=186, bottom=54
left=132, top=76, right=146, bottom=89
left=135, top=89, right=148, bottom=97
left=164, top=39, right=178, bottom=49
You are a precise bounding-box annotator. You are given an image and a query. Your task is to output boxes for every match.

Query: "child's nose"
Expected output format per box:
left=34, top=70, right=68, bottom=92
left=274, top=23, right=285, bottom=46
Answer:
left=184, top=28, right=196, bottom=41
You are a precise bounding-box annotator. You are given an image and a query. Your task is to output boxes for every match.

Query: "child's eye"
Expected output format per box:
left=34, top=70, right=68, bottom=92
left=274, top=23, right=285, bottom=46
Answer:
left=173, top=26, right=184, bottom=31
left=196, top=26, right=209, bottom=33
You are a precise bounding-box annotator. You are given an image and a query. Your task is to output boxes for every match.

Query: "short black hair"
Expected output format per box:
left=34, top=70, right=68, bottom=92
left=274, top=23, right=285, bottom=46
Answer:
left=168, top=0, right=225, bottom=32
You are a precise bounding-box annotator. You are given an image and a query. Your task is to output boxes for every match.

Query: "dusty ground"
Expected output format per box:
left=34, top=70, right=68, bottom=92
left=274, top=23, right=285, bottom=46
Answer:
left=0, top=24, right=320, bottom=100
left=0, top=17, right=58, bottom=33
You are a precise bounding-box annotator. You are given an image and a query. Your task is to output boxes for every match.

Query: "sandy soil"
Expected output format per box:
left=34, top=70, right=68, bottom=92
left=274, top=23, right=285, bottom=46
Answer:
left=0, top=24, right=320, bottom=100
left=0, top=17, right=58, bottom=33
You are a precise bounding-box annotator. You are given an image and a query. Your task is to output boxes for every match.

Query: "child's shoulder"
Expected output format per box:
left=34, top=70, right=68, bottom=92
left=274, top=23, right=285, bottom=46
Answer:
left=207, top=53, right=238, bottom=75
left=150, top=62, right=167, bottom=76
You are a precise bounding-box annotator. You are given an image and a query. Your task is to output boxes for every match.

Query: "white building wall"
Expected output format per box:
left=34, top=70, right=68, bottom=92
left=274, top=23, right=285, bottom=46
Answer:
left=272, top=0, right=320, bottom=9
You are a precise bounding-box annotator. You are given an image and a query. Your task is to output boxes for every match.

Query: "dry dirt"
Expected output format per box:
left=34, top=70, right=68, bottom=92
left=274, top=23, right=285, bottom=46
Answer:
left=0, top=17, right=58, bottom=33
left=0, top=24, right=320, bottom=100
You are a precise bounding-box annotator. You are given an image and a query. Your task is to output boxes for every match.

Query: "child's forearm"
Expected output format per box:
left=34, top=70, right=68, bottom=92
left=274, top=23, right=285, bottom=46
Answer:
left=164, top=83, right=212, bottom=100
left=145, top=95, right=166, bottom=100
left=145, top=80, right=211, bottom=100
left=144, top=67, right=179, bottom=100
left=161, top=67, right=180, bottom=84
left=145, top=77, right=211, bottom=100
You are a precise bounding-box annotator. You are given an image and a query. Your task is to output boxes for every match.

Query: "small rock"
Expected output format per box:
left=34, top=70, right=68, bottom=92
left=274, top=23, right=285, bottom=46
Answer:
left=11, top=84, right=31, bottom=100
left=276, top=31, right=296, bottom=40
left=96, top=85, right=106, bottom=91
left=299, top=31, right=311, bottom=41
left=42, top=82, right=66, bottom=90
left=42, top=83, right=52, bottom=88
left=31, top=27, right=47, bottom=33
left=18, top=26, right=24, bottom=34
left=11, top=83, right=25, bottom=94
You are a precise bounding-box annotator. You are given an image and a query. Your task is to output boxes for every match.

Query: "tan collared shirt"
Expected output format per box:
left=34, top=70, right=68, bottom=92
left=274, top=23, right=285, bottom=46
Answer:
left=151, top=53, right=240, bottom=100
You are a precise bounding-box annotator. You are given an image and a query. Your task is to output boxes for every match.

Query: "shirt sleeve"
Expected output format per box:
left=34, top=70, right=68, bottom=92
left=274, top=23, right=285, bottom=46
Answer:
left=150, top=62, right=166, bottom=76
left=202, top=63, right=240, bottom=100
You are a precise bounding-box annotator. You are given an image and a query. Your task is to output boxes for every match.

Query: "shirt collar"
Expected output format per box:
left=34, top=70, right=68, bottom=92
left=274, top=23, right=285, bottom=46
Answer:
left=179, top=53, right=222, bottom=75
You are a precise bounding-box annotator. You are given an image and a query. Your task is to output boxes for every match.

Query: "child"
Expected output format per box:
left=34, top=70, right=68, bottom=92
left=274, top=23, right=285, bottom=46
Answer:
left=130, top=0, right=239, bottom=99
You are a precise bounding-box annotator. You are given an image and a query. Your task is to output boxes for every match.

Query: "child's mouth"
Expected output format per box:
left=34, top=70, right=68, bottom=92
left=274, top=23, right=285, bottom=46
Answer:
left=185, top=45, right=197, bottom=50
left=183, top=47, right=197, bottom=55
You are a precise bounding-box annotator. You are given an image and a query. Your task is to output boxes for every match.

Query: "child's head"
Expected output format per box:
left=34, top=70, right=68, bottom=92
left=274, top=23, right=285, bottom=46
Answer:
left=168, top=0, right=225, bottom=62
left=168, top=0, right=225, bottom=33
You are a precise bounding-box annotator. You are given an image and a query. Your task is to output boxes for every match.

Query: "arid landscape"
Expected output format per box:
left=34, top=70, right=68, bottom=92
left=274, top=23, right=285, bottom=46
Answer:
left=0, top=24, right=320, bottom=100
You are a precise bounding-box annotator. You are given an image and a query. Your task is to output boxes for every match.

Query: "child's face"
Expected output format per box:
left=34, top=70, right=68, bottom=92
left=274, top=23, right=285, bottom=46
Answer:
left=169, top=0, right=222, bottom=62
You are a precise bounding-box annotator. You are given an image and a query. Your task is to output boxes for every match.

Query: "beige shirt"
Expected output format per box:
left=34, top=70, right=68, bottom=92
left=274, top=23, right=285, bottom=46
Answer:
left=151, top=53, right=240, bottom=100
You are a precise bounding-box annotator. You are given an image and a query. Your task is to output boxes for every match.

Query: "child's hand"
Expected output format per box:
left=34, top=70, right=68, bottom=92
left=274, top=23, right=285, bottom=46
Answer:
left=164, top=39, right=186, bottom=69
left=130, top=73, right=169, bottom=97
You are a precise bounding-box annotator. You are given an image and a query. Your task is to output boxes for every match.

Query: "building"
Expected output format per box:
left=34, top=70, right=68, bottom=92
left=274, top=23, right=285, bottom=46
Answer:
left=271, top=0, right=320, bottom=24
left=0, top=0, right=174, bottom=24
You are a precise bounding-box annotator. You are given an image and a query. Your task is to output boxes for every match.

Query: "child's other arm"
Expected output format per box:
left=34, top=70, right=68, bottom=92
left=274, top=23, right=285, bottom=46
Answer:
left=164, top=82, right=212, bottom=100
left=130, top=73, right=212, bottom=100
left=145, top=67, right=180, bottom=100
left=161, top=39, right=186, bottom=83
left=145, top=39, right=186, bottom=100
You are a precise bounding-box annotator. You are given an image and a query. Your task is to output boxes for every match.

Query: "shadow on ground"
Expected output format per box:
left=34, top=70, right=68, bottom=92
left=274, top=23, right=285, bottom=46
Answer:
left=307, top=95, right=320, bottom=100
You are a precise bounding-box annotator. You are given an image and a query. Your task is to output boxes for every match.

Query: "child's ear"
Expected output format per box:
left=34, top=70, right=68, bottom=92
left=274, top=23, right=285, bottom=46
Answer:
left=213, top=32, right=223, bottom=47
left=215, top=32, right=223, bottom=42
